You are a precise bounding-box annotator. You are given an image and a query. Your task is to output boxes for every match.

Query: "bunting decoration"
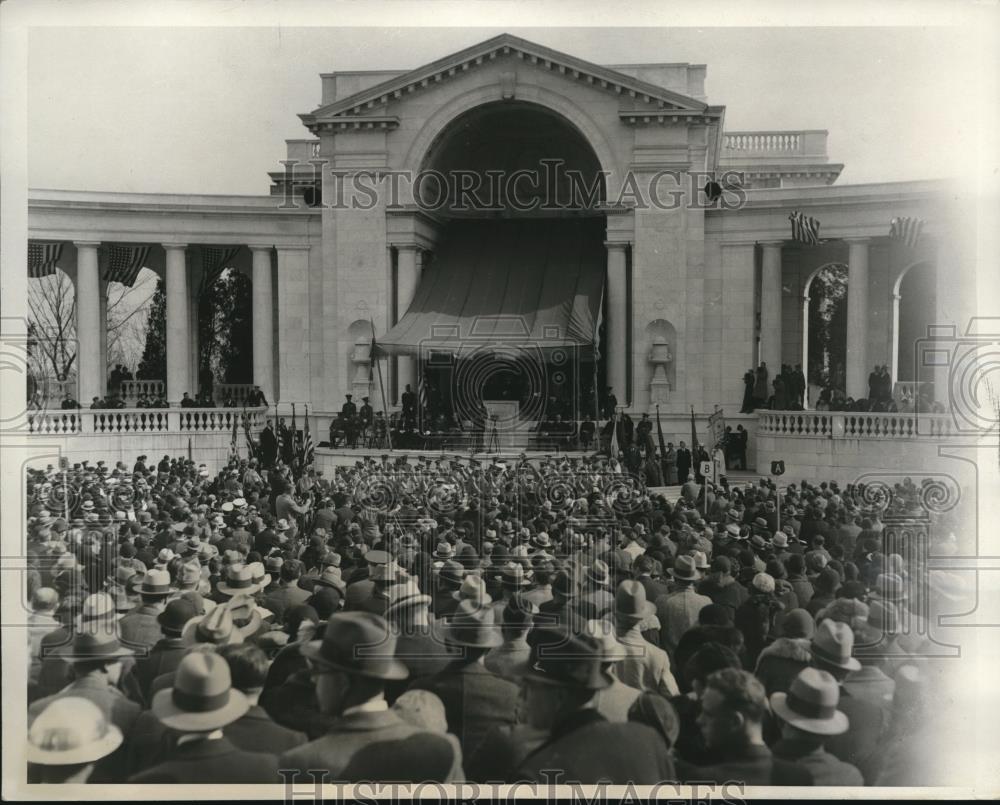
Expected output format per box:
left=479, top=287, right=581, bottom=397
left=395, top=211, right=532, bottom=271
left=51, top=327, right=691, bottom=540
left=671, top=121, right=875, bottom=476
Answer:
left=102, top=244, right=151, bottom=286
left=889, top=216, right=925, bottom=249
left=788, top=211, right=821, bottom=246
left=28, top=242, right=63, bottom=279
left=199, top=246, right=242, bottom=295
left=302, top=405, right=315, bottom=467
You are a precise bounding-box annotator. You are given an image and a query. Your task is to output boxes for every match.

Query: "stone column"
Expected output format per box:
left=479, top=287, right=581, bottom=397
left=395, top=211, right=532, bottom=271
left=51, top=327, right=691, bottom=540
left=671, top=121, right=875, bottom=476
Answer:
left=98, top=278, right=108, bottom=397
left=276, top=246, right=311, bottom=405
left=189, top=282, right=200, bottom=396
left=845, top=237, right=871, bottom=399
left=164, top=243, right=190, bottom=405
left=251, top=246, right=275, bottom=406
left=759, top=242, right=783, bottom=375
left=73, top=241, right=102, bottom=405
left=605, top=242, right=629, bottom=407
left=395, top=244, right=421, bottom=400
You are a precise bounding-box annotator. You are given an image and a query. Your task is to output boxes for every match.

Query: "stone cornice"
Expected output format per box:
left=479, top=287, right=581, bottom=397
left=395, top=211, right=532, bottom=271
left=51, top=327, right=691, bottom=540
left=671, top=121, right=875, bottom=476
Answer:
left=300, top=33, right=710, bottom=134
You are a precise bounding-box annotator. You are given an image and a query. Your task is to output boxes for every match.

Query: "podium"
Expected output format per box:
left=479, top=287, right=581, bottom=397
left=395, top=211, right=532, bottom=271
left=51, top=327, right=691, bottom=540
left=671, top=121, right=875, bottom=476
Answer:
left=483, top=400, right=518, bottom=449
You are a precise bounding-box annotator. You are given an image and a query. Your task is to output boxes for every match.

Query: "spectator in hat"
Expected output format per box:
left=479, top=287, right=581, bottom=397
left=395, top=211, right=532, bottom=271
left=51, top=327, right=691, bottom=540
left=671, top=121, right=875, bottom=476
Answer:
left=786, top=553, right=814, bottom=607
left=586, top=618, right=643, bottom=723
left=131, top=596, right=199, bottom=705
left=431, top=560, right=466, bottom=620
left=407, top=601, right=519, bottom=760
left=628, top=692, right=681, bottom=754
left=383, top=579, right=454, bottom=703
left=262, top=558, right=311, bottom=623
left=28, top=628, right=140, bottom=782
left=120, top=569, right=175, bottom=651
left=579, top=559, right=614, bottom=620
left=215, top=643, right=307, bottom=755
left=806, top=567, right=842, bottom=618
left=614, top=580, right=679, bottom=697
left=770, top=667, right=863, bottom=785
left=129, top=652, right=280, bottom=782
left=807, top=619, right=885, bottom=783
left=655, top=554, right=712, bottom=657
left=512, top=619, right=675, bottom=784
left=753, top=608, right=815, bottom=696
left=683, top=668, right=812, bottom=785
left=696, top=555, right=748, bottom=621
left=484, top=594, right=537, bottom=684
left=27, top=697, right=125, bottom=784
left=280, top=612, right=462, bottom=781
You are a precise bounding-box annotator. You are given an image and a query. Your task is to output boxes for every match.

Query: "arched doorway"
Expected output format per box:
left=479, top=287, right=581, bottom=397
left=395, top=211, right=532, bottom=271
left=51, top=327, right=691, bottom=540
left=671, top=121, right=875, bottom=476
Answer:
left=801, top=263, right=848, bottom=407
left=398, top=101, right=609, bottom=428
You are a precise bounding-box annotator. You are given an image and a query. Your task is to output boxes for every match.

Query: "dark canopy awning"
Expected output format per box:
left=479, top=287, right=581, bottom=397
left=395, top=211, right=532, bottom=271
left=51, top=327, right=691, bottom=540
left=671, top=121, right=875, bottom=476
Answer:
left=375, top=218, right=606, bottom=358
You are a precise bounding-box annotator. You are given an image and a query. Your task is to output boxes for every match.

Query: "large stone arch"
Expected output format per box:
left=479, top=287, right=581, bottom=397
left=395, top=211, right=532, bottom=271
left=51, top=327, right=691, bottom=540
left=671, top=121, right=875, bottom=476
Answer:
left=800, top=261, right=848, bottom=405
left=400, top=82, right=623, bottom=200
left=890, top=257, right=935, bottom=387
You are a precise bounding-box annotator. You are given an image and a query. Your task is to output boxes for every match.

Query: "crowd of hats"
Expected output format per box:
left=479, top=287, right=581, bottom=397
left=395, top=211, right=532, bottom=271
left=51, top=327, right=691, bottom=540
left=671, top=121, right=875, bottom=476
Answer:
left=23, top=452, right=967, bottom=784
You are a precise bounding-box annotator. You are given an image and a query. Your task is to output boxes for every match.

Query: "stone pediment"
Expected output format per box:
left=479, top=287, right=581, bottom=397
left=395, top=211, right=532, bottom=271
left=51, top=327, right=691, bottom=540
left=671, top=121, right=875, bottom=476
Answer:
left=299, top=33, right=720, bottom=133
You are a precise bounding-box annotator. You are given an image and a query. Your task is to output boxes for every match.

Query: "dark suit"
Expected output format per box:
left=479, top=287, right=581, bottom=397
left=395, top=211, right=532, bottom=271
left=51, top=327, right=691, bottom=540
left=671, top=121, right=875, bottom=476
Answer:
left=407, top=660, right=519, bottom=759
left=129, top=736, right=281, bottom=783
left=675, top=448, right=692, bottom=483
left=133, top=636, right=186, bottom=704
left=120, top=603, right=166, bottom=652
left=514, top=709, right=675, bottom=784
left=224, top=705, right=308, bottom=756
left=686, top=742, right=813, bottom=785
left=279, top=708, right=462, bottom=782
left=263, top=582, right=312, bottom=624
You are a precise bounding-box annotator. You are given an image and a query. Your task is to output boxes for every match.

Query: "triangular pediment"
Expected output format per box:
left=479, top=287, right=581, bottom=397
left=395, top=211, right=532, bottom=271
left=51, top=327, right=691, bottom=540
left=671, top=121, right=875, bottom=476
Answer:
left=300, top=33, right=714, bottom=132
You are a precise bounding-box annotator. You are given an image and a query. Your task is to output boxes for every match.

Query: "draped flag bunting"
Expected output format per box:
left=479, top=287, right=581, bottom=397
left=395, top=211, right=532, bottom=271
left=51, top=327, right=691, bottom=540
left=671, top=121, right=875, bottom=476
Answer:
left=102, top=244, right=151, bottom=286
left=199, top=246, right=241, bottom=296
left=417, top=372, right=429, bottom=432
left=28, top=242, right=63, bottom=279
left=889, top=216, right=925, bottom=249
left=230, top=411, right=239, bottom=460
left=290, top=403, right=298, bottom=467
left=788, top=211, right=821, bottom=246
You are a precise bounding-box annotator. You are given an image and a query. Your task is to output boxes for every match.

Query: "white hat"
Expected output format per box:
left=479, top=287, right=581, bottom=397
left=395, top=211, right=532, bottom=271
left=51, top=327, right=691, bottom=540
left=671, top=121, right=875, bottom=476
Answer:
left=27, top=697, right=123, bottom=766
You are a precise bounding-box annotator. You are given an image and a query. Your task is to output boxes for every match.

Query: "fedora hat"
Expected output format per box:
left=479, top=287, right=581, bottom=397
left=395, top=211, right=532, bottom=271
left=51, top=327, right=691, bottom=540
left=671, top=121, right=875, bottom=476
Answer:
left=440, top=600, right=503, bottom=648
left=434, top=542, right=455, bottom=560
left=315, top=566, right=347, bottom=596
left=551, top=570, right=578, bottom=598
left=809, top=619, right=861, bottom=672
left=870, top=573, right=908, bottom=603
left=532, top=532, right=552, bottom=549
left=370, top=560, right=404, bottom=583
left=275, top=519, right=290, bottom=532
left=151, top=652, right=249, bottom=732
left=451, top=574, right=492, bottom=606
left=585, top=559, right=611, bottom=587
left=27, top=697, right=123, bottom=766
left=499, top=562, right=531, bottom=588
left=770, top=667, right=849, bottom=736
left=772, top=531, right=789, bottom=548
left=75, top=592, right=124, bottom=629
left=247, top=561, right=271, bottom=590
left=301, top=611, right=409, bottom=680
left=585, top=618, right=629, bottom=661
left=668, top=554, right=702, bottom=581
left=181, top=604, right=249, bottom=646
left=217, top=563, right=262, bottom=596
left=526, top=623, right=614, bottom=691
left=157, top=597, right=199, bottom=634
left=155, top=548, right=175, bottom=566
left=385, top=578, right=431, bottom=616
left=128, top=568, right=174, bottom=597
left=615, top=580, right=656, bottom=622
left=691, top=551, right=710, bottom=571
left=438, top=559, right=465, bottom=588
left=176, top=560, right=202, bottom=588
left=60, top=627, right=133, bottom=664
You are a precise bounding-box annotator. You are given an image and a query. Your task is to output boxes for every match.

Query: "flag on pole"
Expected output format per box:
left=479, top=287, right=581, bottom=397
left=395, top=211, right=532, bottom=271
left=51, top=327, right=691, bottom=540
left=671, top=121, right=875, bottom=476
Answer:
left=593, top=290, right=604, bottom=422
left=417, top=372, right=429, bottom=431
left=302, top=405, right=315, bottom=466
left=788, top=211, right=821, bottom=246
left=199, top=246, right=242, bottom=296
left=28, top=242, right=63, bottom=279
left=889, top=216, right=924, bottom=249
left=708, top=407, right=726, bottom=448
left=290, top=403, right=298, bottom=467
left=655, top=404, right=667, bottom=457
left=242, top=405, right=259, bottom=460
left=230, top=409, right=239, bottom=460
left=609, top=409, right=619, bottom=457
left=102, top=244, right=151, bottom=286
left=690, top=406, right=700, bottom=452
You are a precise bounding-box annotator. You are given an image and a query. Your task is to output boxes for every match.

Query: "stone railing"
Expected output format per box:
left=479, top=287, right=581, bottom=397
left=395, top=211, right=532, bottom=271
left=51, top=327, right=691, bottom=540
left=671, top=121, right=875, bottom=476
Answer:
left=216, top=383, right=256, bottom=406
left=121, top=379, right=165, bottom=403
left=721, top=130, right=829, bottom=159
left=757, top=410, right=957, bottom=439
left=27, top=406, right=268, bottom=436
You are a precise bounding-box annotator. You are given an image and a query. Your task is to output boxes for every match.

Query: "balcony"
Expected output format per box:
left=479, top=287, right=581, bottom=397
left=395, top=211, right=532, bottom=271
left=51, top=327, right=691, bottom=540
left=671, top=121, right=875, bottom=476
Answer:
left=719, top=130, right=843, bottom=188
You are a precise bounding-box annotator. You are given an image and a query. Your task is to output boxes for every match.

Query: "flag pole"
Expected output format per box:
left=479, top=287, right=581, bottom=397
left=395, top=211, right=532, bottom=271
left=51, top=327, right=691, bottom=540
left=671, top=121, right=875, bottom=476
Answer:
left=371, top=319, right=393, bottom=452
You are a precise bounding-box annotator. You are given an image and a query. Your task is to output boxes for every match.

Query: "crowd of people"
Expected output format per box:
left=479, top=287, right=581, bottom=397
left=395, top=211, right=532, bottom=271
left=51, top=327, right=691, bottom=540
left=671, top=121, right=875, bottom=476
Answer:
left=22, top=443, right=966, bottom=788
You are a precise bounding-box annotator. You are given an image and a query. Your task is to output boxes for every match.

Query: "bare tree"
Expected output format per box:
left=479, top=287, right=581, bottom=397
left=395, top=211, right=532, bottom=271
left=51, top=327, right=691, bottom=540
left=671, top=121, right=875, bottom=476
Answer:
left=27, top=268, right=158, bottom=393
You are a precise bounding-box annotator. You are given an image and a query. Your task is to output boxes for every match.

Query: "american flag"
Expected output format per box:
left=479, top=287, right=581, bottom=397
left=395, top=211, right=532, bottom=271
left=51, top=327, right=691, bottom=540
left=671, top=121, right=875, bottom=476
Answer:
left=102, top=244, right=150, bottom=287
left=242, top=405, right=259, bottom=460
left=889, top=216, right=924, bottom=249
left=199, top=246, right=242, bottom=296
left=302, top=405, right=315, bottom=466
left=417, top=371, right=429, bottom=430
left=28, top=242, right=63, bottom=279
left=788, top=211, right=821, bottom=246
left=230, top=410, right=240, bottom=460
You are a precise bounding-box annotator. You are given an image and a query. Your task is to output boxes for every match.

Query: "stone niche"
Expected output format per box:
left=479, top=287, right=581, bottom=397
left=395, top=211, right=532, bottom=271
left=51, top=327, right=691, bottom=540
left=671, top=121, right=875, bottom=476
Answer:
left=646, top=319, right=677, bottom=405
